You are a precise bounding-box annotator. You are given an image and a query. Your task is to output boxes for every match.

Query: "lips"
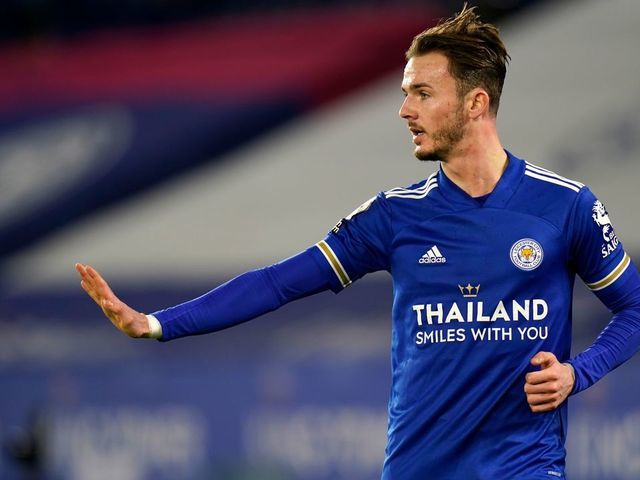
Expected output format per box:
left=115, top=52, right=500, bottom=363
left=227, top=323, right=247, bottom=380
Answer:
left=408, top=123, right=424, bottom=135
left=409, top=126, right=425, bottom=143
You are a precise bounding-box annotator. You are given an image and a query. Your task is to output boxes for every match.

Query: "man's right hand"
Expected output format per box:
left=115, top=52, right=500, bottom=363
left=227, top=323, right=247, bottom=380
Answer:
left=75, top=263, right=151, bottom=338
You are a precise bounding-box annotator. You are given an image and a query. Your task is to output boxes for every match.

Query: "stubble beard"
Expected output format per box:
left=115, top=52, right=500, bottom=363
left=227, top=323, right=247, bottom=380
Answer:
left=414, top=107, right=465, bottom=163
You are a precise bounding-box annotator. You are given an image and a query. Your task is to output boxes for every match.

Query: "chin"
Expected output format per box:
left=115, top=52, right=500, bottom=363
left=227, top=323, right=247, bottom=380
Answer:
left=415, top=148, right=441, bottom=162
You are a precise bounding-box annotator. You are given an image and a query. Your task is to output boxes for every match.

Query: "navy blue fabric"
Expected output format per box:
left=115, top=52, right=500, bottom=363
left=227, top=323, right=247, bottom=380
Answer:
left=323, top=153, right=639, bottom=479
left=153, top=246, right=331, bottom=341
left=146, top=152, right=640, bottom=479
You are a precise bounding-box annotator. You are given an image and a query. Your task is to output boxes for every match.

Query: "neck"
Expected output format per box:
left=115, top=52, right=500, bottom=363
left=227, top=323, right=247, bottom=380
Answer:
left=440, top=128, right=507, bottom=198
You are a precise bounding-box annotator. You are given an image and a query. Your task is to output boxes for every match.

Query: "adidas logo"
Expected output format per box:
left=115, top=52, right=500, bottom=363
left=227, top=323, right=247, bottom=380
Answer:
left=418, top=245, right=447, bottom=264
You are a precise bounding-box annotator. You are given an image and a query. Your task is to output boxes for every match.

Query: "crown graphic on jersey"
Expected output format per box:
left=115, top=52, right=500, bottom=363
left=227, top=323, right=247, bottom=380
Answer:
left=418, top=245, right=447, bottom=264
left=458, top=283, right=480, bottom=297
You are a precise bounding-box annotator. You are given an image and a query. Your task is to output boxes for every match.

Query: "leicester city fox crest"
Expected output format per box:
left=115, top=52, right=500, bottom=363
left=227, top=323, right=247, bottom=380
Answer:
left=510, top=238, right=544, bottom=271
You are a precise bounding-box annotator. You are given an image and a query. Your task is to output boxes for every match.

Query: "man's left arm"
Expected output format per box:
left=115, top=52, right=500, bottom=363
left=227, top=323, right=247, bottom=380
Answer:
left=525, top=188, right=640, bottom=411
left=566, top=265, right=640, bottom=394
left=524, top=273, right=640, bottom=412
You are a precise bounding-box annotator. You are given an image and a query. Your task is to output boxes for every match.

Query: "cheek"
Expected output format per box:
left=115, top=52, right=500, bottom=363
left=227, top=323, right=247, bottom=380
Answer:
left=423, top=99, right=450, bottom=117
left=421, top=106, right=448, bottom=128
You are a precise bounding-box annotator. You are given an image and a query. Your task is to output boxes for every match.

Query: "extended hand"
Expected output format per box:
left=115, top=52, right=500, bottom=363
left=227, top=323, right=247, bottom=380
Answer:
left=75, top=263, right=150, bottom=338
left=524, top=351, right=575, bottom=413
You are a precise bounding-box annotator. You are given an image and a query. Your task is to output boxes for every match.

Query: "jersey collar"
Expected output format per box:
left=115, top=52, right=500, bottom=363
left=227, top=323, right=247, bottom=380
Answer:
left=436, top=150, right=524, bottom=209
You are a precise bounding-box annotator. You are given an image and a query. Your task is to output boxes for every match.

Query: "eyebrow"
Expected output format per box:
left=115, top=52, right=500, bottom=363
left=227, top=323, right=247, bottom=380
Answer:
left=401, top=82, right=433, bottom=93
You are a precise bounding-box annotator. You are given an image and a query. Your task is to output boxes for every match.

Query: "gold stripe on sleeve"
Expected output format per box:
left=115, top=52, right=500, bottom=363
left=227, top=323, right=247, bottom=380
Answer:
left=316, top=240, right=352, bottom=288
left=587, top=253, right=631, bottom=291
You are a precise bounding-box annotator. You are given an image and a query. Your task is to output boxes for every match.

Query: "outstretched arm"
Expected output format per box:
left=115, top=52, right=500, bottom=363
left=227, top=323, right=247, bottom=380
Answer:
left=75, top=263, right=151, bottom=338
left=75, top=245, right=338, bottom=341
left=76, top=194, right=392, bottom=340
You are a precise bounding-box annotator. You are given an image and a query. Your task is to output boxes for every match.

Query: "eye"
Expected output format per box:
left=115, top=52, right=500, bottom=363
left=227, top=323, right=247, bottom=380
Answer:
left=419, top=91, right=430, bottom=99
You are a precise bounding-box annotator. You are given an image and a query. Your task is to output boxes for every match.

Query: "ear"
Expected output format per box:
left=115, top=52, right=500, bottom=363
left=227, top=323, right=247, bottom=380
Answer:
left=466, top=88, right=490, bottom=119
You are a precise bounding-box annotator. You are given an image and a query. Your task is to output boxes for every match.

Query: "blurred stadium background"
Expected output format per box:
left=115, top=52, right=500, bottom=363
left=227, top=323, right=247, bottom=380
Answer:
left=0, top=0, right=639, bottom=478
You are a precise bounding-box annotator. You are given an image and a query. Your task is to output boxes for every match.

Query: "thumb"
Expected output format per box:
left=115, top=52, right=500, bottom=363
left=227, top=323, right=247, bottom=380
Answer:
left=530, top=351, right=557, bottom=369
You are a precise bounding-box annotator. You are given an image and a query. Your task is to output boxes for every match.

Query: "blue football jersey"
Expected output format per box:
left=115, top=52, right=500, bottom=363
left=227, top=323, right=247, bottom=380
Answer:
left=315, top=152, right=635, bottom=480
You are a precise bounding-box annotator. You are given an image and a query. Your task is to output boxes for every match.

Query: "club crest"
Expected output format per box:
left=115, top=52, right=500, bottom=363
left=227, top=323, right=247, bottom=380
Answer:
left=510, top=238, right=543, bottom=271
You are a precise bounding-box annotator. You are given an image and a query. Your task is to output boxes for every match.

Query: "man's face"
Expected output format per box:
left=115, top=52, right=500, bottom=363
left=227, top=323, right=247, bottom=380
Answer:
left=399, top=52, right=465, bottom=162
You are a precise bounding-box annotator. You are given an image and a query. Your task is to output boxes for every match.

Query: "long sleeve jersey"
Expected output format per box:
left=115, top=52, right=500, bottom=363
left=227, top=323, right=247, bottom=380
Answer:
left=152, top=152, right=640, bottom=480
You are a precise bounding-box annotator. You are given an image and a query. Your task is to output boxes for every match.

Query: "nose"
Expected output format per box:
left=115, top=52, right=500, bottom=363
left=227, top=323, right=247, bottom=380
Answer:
left=399, top=95, right=417, bottom=120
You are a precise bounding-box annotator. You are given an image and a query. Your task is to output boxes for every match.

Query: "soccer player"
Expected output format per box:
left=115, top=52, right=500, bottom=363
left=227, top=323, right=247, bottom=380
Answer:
left=76, top=5, right=640, bottom=479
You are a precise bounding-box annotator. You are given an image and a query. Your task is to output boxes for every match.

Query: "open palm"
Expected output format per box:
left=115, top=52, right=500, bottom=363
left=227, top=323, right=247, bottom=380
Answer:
left=75, top=263, right=150, bottom=338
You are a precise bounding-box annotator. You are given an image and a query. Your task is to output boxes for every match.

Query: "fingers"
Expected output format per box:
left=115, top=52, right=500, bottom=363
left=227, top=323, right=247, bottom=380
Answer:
left=526, top=379, right=567, bottom=412
left=82, top=264, right=107, bottom=290
left=526, top=351, right=559, bottom=384
left=79, top=279, right=93, bottom=298
left=525, top=369, right=557, bottom=385
left=76, top=263, right=121, bottom=322
left=525, top=352, right=574, bottom=413
left=79, top=277, right=101, bottom=305
left=76, top=263, right=116, bottom=299
left=75, top=262, right=149, bottom=338
left=530, top=351, right=557, bottom=368
left=75, top=262, right=101, bottom=283
left=527, top=393, right=563, bottom=412
left=76, top=263, right=96, bottom=291
left=525, top=382, right=564, bottom=412
left=524, top=381, right=559, bottom=394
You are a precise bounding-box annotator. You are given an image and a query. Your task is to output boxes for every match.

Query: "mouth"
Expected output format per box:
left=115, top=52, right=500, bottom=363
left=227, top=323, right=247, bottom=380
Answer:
left=409, top=126, right=425, bottom=143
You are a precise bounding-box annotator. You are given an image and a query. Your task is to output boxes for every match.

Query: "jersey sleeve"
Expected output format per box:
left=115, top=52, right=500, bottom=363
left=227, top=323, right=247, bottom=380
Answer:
left=152, top=246, right=337, bottom=341
left=568, top=187, right=633, bottom=304
left=314, top=192, right=393, bottom=292
left=566, top=187, right=640, bottom=393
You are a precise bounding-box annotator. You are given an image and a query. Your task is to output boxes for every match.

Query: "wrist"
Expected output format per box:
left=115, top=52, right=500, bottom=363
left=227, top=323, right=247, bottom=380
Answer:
left=562, top=362, right=576, bottom=393
left=145, top=314, right=163, bottom=339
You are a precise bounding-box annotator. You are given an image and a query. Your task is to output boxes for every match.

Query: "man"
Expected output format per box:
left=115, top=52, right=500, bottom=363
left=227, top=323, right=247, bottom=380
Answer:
left=76, top=5, right=640, bottom=479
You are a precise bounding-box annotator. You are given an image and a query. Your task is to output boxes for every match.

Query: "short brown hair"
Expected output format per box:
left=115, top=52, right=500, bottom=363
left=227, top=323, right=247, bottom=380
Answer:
left=406, top=4, right=510, bottom=115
